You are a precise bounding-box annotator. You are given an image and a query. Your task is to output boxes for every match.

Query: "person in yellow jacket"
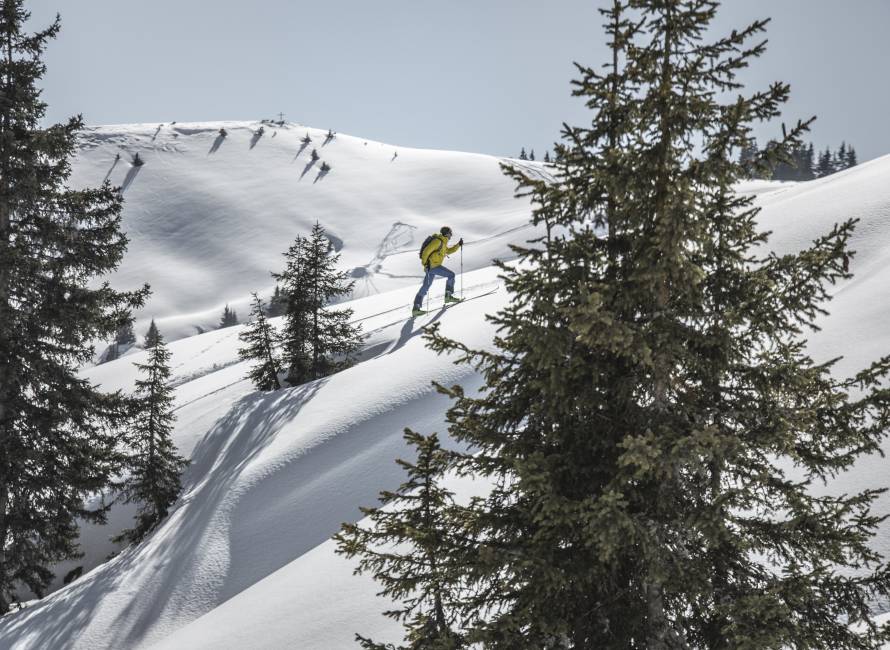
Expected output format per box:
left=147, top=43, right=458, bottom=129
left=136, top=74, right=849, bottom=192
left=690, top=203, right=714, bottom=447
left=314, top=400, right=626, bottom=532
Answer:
left=412, top=226, right=463, bottom=316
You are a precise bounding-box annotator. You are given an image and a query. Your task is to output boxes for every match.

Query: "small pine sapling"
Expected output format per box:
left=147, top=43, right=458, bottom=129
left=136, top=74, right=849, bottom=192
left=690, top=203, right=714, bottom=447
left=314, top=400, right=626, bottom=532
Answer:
left=266, top=284, right=286, bottom=317
left=218, top=304, right=239, bottom=329
left=238, top=293, right=282, bottom=391
left=144, top=318, right=161, bottom=349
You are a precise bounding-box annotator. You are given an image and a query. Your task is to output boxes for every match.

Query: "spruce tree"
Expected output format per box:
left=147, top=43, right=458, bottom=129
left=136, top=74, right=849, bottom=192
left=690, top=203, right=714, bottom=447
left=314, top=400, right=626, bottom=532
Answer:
left=417, top=2, right=890, bottom=647
left=771, top=143, right=811, bottom=181
left=335, top=430, right=465, bottom=649
left=144, top=318, right=161, bottom=349
left=275, top=225, right=363, bottom=384
left=837, top=141, right=847, bottom=171
left=846, top=145, right=858, bottom=168
left=238, top=292, right=282, bottom=391
left=770, top=146, right=791, bottom=180
left=803, top=141, right=815, bottom=179
left=816, top=146, right=834, bottom=177
left=303, top=222, right=363, bottom=380
left=218, top=304, right=238, bottom=328
left=274, top=235, right=313, bottom=383
left=529, top=148, right=535, bottom=161
left=114, top=338, right=187, bottom=544
left=266, top=284, right=286, bottom=317
left=544, top=150, right=551, bottom=163
left=519, top=147, right=528, bottom=160
left=0, top=1, right=148, bottom=613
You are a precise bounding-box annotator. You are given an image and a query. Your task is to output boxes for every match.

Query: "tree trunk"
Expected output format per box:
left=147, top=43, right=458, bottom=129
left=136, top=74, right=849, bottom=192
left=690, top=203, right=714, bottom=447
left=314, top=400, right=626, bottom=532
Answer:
left=265, top=329, right=281, bottom=390
left=647, top=7, right=678, bottom=649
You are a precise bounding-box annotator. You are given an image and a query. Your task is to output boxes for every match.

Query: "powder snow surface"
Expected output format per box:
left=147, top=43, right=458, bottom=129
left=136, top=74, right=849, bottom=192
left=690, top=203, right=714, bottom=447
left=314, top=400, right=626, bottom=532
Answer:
left=1, top=122, right=890, bottom=648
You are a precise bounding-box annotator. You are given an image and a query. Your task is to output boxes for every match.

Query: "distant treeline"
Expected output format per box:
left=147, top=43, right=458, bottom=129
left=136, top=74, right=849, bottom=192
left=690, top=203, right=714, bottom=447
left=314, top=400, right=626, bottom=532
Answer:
left=518, top=147, right=552, bottom=163
left=740, top=140, right=858, bottom=181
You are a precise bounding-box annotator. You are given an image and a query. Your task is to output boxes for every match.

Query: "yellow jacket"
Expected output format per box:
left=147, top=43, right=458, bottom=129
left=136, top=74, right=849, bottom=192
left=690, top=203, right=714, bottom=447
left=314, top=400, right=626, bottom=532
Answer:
left=421, top=234, right=460, bottom=269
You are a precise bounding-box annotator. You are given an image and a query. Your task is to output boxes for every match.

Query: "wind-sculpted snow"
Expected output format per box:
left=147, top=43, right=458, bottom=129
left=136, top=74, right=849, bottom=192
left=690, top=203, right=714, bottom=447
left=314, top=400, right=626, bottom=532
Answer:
left=0, top=269, right=503, bottom=649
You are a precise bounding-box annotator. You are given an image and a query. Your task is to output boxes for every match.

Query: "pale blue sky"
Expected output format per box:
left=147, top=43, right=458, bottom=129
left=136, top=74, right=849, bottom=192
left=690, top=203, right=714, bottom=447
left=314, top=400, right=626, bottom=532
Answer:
left=27, top=1, right=890, bottom=161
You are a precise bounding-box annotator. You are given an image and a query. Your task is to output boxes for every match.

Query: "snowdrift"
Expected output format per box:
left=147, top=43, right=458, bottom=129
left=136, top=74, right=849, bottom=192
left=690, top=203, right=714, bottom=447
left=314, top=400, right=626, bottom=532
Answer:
left=1, top=124, right=890, bottom=648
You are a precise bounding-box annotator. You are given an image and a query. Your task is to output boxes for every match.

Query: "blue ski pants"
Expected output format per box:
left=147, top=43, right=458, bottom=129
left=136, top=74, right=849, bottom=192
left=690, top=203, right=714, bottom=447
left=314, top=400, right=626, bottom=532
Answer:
left=413, top=265, right=455, bottom=309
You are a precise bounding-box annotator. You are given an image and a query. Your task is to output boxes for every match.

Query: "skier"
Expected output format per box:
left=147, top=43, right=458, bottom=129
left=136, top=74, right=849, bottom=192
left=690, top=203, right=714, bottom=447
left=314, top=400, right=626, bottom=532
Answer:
left=412, top=226, right=463, bottom=317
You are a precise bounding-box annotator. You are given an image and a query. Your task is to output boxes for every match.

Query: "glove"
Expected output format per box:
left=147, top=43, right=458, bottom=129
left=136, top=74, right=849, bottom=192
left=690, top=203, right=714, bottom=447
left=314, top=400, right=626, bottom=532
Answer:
left=458, top=238, right=464, bottom=247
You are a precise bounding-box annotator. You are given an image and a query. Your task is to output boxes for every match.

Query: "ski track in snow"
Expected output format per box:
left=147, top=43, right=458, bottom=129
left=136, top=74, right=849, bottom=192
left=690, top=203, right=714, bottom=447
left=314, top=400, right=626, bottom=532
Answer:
left=66, top=120, right=544, bottom=352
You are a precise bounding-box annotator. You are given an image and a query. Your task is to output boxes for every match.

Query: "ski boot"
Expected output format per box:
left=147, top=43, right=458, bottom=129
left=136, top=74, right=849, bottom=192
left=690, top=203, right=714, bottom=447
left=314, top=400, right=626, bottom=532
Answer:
left=444, top=293, right=462, bottom=305
left=411, top=307, right=425, bottom=317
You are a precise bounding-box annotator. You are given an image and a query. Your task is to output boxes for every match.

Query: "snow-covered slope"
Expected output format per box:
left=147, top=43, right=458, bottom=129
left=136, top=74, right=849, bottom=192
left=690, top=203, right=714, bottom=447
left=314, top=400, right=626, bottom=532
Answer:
left=2, top=126, right=890, bottom=648
left=0, top=267, right=504, bottom=650
left=70, top=120, right=543, bottom=344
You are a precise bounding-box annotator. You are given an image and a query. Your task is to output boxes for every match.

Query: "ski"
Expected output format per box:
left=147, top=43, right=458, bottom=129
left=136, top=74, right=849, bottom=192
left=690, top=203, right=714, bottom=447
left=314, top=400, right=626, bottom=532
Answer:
left=412, top=285, right=499, bottom=317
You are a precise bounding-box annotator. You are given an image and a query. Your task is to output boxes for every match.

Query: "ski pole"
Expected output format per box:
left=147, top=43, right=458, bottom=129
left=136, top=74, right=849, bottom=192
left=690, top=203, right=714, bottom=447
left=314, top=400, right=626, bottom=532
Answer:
left=460, top=244, right=464, bottom=298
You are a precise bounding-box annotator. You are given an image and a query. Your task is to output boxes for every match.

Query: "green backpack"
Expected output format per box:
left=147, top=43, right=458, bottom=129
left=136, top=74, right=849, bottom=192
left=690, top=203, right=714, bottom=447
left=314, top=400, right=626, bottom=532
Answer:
left=419, top=234, right=442, bottom=268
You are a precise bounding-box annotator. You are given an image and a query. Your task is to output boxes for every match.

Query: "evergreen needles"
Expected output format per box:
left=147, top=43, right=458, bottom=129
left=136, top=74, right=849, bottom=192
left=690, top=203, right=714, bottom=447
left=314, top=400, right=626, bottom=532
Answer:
left=340, top=1, right=890, bottom=647
left=0, top=1, right=149, bottom=613
left=238, top=293, right=283, bottom=391
left=114, top=338, right=188, bottom=544
left=239, top=222, right=363, bottom=392
left=272, top=222, right=364, bottom=386
left=335, top=430, right=466, bottom=649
